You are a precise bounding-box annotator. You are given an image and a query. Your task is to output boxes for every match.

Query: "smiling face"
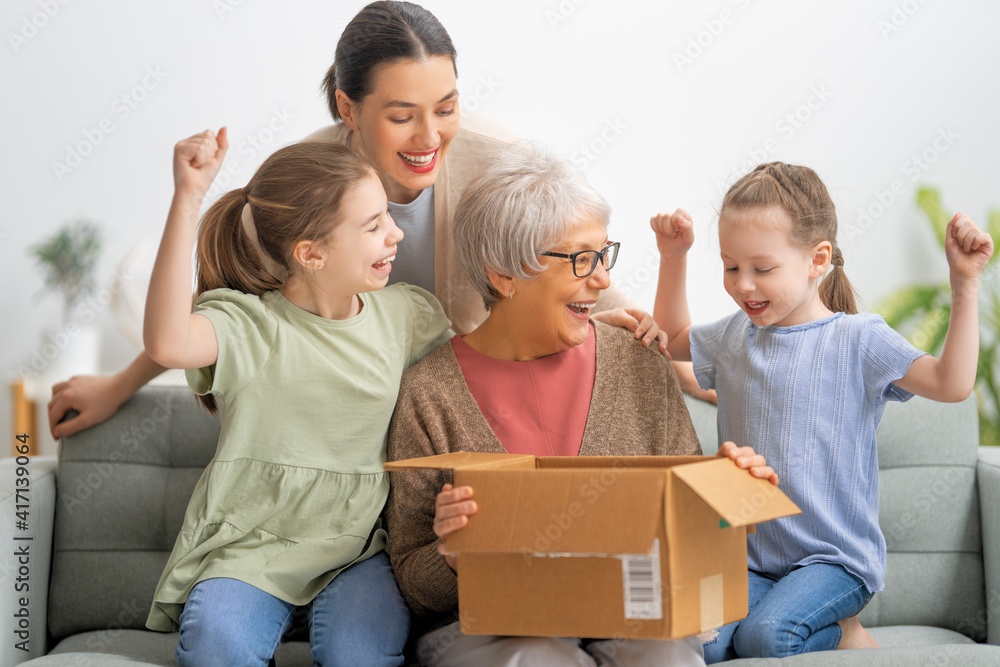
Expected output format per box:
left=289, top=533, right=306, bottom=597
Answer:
left=505, top=218, right=612, bottom=356
left=719, top=206, right=832, bottom=327
left=320, top=173, right=404, bottom=297
left=337, top=56, right=460, bottom=205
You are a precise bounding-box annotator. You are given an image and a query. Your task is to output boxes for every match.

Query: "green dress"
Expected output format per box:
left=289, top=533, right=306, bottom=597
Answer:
left=146, top=285, right=452, bottom=631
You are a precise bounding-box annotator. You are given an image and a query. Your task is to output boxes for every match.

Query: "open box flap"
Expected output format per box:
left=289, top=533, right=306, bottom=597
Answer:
left=445, top=469, right=665, bottom=555
left=384, top=451, right=536, bottom=471
left=670, top=458, right=800, bottom=528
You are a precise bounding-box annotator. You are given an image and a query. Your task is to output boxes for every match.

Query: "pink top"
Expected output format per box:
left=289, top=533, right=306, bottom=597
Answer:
left=450, top=323, right=597, bottom=457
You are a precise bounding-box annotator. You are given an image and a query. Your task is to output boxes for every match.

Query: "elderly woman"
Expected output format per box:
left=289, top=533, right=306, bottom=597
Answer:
left=386, top=143, right=776, bottom=667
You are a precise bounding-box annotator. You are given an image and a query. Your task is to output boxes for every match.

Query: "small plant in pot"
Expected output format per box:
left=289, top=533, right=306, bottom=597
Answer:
left=30, top=219, right=103, bottom=323
left=24, top=219, right=105, bottom=388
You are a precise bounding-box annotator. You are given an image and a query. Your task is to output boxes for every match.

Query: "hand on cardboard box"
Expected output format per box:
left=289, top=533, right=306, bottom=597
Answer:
left=717, top=441, right=779, bottom=487
left=434, top=483, right=478, bottom=572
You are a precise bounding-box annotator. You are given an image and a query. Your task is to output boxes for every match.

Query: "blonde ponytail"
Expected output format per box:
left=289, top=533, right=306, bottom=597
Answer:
left=819, top=246, right=858, bottom=315
left=195, top=190, right=285, bottom=298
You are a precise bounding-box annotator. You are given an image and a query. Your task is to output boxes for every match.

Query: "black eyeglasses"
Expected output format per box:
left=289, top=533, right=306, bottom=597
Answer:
left=541, top=242, right=620, bottom=278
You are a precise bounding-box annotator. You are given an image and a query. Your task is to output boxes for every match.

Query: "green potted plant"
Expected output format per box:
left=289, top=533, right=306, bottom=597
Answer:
left=22, top=219, right=105, bottom=395
left=876, top=188, right=1000, bottom=446
left=30, top=219, right=103, bottom=323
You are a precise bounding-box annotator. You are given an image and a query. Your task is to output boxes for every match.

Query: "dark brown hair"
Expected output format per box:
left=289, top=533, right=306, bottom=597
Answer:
left=194, top=142, right=375, bottom=411
left=322, top=1, right=457, bottom=121
left=721, top=162, right=858, bottom=315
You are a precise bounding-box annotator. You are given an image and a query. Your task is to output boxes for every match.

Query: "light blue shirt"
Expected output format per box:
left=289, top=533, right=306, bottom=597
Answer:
left=388, top=187, right=435, bottom=293
left=691, top=311, right=926, bottom=593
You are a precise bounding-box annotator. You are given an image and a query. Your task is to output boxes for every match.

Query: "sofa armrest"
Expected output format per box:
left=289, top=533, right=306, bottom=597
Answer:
left=979, top=446, right=1000, bottom=645
left=0, top=455, right=57, bottom=664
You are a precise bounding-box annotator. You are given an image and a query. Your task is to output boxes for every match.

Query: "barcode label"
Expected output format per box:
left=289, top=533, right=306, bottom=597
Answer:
left=619, top=539, right=662, bottom=620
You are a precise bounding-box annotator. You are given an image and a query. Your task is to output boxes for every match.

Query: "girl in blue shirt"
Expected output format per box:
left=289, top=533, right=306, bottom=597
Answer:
left=651, top=162, right=992, bottom=662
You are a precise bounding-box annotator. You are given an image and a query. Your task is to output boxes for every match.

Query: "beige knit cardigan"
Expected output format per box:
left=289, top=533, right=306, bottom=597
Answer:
left=385, top=322, right=701, bottom=635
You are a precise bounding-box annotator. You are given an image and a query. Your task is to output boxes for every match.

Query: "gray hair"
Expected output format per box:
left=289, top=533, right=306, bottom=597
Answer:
left=453, top=141, right=612, bottom=310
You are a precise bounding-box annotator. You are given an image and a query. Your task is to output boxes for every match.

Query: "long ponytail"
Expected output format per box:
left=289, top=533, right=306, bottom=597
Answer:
left=195, top=189, right=284, bottom=298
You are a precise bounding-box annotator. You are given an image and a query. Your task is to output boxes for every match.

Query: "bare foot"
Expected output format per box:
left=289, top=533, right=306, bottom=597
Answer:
left=696, top=629, right=719, bottom=644
left=837, top=615, right=879, bottom=650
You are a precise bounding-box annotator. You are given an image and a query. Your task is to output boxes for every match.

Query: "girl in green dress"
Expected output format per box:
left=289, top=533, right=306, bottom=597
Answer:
left=143, top=127, right=451, bottom=667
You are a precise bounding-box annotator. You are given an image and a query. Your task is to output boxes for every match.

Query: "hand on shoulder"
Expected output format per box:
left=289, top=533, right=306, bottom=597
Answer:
left=591, top=307, right=670, bottom=354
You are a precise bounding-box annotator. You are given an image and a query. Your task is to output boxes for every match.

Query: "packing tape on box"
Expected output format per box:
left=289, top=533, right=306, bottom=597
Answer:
left=700, top=573, right=724, bottom=630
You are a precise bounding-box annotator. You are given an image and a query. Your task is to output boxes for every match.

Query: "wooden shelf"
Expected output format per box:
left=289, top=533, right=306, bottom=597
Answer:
left=10, top=379, right=38, bottom=456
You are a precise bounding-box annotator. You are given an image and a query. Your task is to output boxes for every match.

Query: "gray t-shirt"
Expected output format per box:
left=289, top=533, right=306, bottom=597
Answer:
left=691, top=310, right=925, bottom=593
left=388, top=187, right=435, bottom=293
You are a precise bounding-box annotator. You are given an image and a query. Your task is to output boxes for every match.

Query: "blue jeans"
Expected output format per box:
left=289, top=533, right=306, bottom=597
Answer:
left=175, top=552, right=408, bottom=667
left=702, top=563, right=872, bottom=663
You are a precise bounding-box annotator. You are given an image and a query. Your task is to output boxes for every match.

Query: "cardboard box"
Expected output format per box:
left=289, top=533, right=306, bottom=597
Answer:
left=385, top=451, right=800, bottom=639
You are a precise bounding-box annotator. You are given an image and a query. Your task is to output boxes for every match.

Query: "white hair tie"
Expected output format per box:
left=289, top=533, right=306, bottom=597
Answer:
left=240, top=201, right=288, bottom=283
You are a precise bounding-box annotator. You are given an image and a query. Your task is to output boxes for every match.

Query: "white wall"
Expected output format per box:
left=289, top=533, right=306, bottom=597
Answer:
left=4, top=0, right=999, bottom=452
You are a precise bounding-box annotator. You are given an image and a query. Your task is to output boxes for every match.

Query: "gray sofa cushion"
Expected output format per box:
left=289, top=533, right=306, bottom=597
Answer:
left=22, top=654, right=167, bottom=666
left=978, top=446, right=1000, bottom=645
left=49, top=388, right=220, bottom=641
left=865, top=395, right=985, bottom=640
left=719, top=626, right=1000, bottom=665
left=46, top=630, right=312, bottom=666
left=48, top=629, right=177, bottom=665
left=720, top=644, right=1000, bottom=666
